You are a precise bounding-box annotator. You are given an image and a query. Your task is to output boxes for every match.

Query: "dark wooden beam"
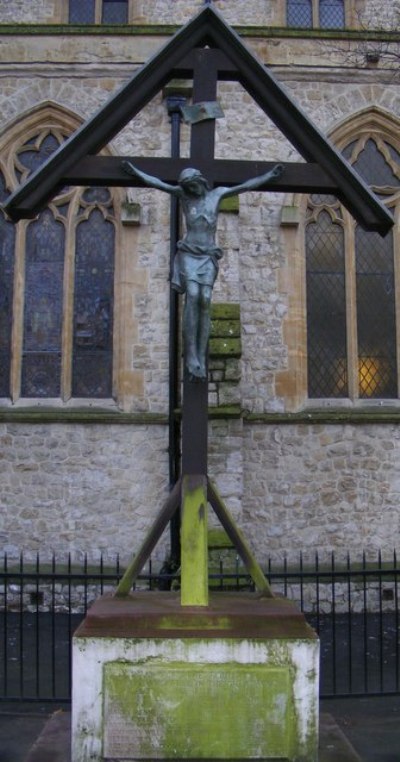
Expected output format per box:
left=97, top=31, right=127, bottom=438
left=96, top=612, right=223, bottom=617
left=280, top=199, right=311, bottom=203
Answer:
left=206, top=20, right=393, bottom=234
left=64, top=157, right=339, bottom=191
left=3, top=5, right=393, bottom=234
left=3, top=14, right=220, bottom=221
left=171, top=48, right=237, bottom=80
left=5, top=158, right=341, bottom=221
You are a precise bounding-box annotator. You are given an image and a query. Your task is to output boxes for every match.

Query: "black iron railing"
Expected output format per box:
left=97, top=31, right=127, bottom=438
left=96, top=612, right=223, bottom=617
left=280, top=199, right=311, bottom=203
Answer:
left=0, top=551, right=399, bottom=702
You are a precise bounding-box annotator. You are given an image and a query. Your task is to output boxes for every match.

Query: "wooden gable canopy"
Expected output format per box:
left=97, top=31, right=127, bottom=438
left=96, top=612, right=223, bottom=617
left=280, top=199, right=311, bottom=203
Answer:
left=4, top=5, right=393, bottom=235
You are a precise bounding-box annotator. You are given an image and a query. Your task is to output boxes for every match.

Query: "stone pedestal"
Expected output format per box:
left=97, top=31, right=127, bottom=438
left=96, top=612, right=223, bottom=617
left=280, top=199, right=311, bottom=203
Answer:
left=72, top=593, right=319, bottom=762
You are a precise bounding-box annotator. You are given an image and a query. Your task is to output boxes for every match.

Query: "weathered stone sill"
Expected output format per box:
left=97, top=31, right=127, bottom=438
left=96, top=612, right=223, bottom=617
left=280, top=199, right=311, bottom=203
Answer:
left=0, top=408, right=168, bottom=424
left=0, top=405, right=242, bottom=424
left=244, top=408, right=400, bottom=424
left=1, top=405, right=400, bottom=424
left=0, top=24, right=398, bottom=43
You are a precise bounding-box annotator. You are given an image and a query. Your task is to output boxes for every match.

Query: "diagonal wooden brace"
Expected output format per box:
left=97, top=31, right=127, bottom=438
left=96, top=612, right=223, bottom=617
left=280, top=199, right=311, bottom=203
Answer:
left=114, top=479, right=181, bottom=597
left=207, top=479, right=274, bottom=598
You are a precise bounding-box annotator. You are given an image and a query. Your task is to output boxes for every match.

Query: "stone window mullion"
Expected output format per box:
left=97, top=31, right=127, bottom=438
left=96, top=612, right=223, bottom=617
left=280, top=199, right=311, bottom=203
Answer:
left=313, top=0, right=320, bottom=27
left=61, top=202, right=78, bottom=402
left=10, top=222, right=28, bottom=403
left=95, top=0, right=102, bottom=23
left=343, top=214, right=358, bottom=399
left=392, top=204, right=400, bottom=397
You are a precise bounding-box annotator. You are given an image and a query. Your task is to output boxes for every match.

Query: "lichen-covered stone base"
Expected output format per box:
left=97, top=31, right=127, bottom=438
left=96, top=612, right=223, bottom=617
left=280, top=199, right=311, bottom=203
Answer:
left=72, top=627, right=319, bottom=761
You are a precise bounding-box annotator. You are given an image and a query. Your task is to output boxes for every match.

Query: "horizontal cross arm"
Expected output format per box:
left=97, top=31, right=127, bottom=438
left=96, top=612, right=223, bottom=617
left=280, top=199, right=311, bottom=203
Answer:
left=5, top=157, right=339, bottom=220
left=67, top=157, right=337, bottom=191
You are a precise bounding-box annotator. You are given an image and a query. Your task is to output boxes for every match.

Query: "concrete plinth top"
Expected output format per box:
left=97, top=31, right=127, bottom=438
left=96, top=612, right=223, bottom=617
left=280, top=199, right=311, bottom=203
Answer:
left=74, top=592, right=317, bottom=640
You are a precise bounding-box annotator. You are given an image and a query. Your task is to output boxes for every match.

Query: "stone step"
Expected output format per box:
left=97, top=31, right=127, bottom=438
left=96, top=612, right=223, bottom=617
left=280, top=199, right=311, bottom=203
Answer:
left=24, top=710, right=362, bottom=762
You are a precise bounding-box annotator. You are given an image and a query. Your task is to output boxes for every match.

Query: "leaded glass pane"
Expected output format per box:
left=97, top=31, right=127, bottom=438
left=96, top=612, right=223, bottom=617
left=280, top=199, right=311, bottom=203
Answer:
left=319, top=0, right=345, bottom=29
left=21, top=210, right=65, bottom=397
left=306, top=211, right=347, bottom=397
left=0, top=173, right=15, bottom=397
left=82, top=187, right=111, bottom=204
left=72, top=209, right=114, bottom=397
left=102, top=0, right=128, bottom=23
left=69, top=0, right=95, bottom=23
left=356, top=228, right=397, bottom=398
left=388, top=145, right=400, bottom=167
left=353, top=139, right=399, bottom=187
left=18, top=134, right=61, bottom=176
left=342, top=141, right=357, bottom=162
left=309, top=194, right=338, bottom=206
left=287, top=0, right=312, bottom=27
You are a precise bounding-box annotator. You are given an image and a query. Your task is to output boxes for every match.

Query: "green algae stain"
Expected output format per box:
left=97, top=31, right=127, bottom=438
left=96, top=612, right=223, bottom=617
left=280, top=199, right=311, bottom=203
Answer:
left=104, top=661, right=295, bottom=759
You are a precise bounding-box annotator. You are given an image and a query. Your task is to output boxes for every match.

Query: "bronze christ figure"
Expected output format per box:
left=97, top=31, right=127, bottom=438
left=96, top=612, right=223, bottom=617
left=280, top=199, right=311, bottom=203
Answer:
left=122, top=161, right=283, bottom=380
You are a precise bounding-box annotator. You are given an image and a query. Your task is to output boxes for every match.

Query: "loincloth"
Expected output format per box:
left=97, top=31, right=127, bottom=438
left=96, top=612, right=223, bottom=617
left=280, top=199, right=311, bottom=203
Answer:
left=171, top=241, right=223, bottom=293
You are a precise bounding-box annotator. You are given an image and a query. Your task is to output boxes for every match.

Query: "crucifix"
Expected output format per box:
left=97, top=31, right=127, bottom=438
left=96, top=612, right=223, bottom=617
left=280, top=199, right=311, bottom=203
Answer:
left=5, top=6, right=392, bottom=605
left=116, top=52, right=284, bottom=602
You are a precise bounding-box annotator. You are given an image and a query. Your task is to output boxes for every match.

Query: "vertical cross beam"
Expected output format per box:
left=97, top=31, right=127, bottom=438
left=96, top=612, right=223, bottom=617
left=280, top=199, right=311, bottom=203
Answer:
left=181, top=475, right=209, bottom=606
left=181, top=49, right=219, bottom=479
left=180, top=50, right=219, bottom=602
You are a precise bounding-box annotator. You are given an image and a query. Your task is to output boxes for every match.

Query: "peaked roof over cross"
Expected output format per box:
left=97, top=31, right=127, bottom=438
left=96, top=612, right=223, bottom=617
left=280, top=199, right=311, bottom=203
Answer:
left=4, top=5, right=393, bottom=234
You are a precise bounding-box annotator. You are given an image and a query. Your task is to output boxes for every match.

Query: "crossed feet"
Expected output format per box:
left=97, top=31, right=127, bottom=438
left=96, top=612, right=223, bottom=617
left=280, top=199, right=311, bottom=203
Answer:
left=186, top=354, right=207, bottom=382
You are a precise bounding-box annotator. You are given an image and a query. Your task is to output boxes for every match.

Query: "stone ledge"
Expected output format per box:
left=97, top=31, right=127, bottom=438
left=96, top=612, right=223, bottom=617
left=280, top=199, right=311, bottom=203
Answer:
left=0, top=24, right=397, bottom=43
left=2, top=405, right=400, bottom=424
left=0, top=408, right=168, bottom=425
left=244, top=408, right=400, bottom=424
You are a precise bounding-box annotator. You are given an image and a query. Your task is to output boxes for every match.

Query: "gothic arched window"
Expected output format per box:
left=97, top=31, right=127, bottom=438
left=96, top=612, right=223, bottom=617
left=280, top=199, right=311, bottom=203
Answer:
left=0, top=128, right=116, bottom=401
left=306, top=135, right=399, bottom=399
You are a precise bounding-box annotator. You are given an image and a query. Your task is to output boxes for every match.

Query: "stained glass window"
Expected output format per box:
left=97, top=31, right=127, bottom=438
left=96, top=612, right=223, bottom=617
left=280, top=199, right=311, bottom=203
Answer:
left=0, top=173, right=15, bottom=397
left=353, top=139, right=398, bottom=188
left=21, top=210, right=65, bottom=397
left=72, top=201, right=115, bottom=397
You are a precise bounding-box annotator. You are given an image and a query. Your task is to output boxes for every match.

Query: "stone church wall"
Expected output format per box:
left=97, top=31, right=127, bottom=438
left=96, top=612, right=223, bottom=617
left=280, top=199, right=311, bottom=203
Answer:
left=242, top=423, right=400, bottom=565
left=0, top=1, right=399, bottom=566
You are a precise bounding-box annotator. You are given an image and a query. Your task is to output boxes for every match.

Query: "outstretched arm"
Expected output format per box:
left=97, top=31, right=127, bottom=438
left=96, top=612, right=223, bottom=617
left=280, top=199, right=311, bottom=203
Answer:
left=122, top=160, right=181, bottom=196
left=218, top=163, right=284, bottom=200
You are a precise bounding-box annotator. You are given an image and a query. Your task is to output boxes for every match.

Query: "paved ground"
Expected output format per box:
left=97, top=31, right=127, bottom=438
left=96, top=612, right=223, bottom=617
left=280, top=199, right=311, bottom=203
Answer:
left=321, top=696, right=400, bottom=762
left=0, top=696, right=399, bottom=761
